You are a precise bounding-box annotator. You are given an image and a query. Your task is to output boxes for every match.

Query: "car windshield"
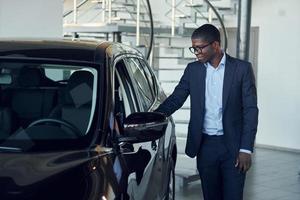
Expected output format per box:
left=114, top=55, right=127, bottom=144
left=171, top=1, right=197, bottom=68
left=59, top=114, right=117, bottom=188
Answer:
left=0, top=60, right=99, bottom=151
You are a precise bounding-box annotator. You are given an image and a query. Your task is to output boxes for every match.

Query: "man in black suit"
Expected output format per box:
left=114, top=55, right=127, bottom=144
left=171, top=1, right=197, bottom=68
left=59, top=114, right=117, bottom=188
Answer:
left=155, top=24, right=258, bottom=200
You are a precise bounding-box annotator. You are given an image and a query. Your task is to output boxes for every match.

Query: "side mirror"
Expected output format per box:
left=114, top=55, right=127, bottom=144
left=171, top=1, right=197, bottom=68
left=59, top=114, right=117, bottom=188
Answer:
left=118, top=112, right=168, bottom=143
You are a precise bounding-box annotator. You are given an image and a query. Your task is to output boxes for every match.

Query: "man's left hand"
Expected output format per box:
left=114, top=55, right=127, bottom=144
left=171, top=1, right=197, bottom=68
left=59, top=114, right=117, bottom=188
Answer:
left=235, top=152, right=252, bottom=173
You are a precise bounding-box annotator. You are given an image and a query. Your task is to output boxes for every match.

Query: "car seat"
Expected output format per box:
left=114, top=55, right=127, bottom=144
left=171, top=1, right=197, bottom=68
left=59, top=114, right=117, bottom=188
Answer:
left=0, top=105, right=12, bottom=139
left=2, top=67, right=57, bottom=130
left=49, top=70, right=93, bottom=135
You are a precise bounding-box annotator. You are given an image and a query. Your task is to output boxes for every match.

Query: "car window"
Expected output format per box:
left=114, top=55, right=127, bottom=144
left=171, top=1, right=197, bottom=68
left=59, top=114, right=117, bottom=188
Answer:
left=44, top=68, right=71, bottom=81
left=0, top=61, right=98, bottom=151
left=114, top=59, right=139, bottom=116
left=138, top=59, right=157, bottom=97
left=124, top=58, right=155, bottom=111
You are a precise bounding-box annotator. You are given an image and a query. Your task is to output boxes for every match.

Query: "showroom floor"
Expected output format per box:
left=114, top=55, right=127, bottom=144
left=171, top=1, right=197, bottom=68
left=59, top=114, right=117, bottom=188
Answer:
left=175, top=148, right=300, bottom=200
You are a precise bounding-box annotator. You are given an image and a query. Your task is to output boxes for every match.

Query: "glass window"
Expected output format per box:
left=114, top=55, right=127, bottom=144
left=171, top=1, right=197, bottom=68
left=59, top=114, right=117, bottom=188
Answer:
left=125, top=58, right=154, bottom=111
left=114, top=60, right=139, bottom=116
left=138, top=59, right=156, bottom=97
left=0, top=61, right=98, bottom=151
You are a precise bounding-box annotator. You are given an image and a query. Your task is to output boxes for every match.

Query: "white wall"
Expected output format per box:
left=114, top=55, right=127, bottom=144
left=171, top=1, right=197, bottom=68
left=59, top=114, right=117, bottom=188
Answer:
left=252, top=0, right=300, bottom=150
left=150, top=0, right=171, bottom=26
left=0, top=0, right=62, bottom=38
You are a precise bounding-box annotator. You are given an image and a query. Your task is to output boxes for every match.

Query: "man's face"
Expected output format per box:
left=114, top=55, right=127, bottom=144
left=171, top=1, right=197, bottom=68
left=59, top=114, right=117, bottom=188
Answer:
left=191, top=38, right=215, bottom=63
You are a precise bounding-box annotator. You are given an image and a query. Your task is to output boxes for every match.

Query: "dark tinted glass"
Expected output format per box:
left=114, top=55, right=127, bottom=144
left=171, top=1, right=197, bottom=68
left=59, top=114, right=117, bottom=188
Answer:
left=0, top=60, right=98, bottom=151
left=125, top=58, right=154, bottom=111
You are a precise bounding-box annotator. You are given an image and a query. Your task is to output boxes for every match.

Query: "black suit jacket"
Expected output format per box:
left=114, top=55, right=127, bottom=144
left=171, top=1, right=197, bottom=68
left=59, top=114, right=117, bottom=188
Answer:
left=156, top=54, right=258, bottom=158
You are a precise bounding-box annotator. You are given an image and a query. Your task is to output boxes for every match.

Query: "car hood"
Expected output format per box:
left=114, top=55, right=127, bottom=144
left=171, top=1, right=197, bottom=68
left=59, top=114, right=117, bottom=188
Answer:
left=0, top=146, right=115, bottom=198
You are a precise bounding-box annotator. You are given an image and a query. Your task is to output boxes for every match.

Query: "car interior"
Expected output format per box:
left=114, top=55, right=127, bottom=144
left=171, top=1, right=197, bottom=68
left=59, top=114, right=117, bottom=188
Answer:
left=0, top=62, right=96, bottom=141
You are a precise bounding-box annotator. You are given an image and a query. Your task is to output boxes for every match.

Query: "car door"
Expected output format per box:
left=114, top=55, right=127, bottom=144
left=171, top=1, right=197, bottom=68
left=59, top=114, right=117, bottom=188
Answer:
left=122, top=57, right=166, bottom=199
left=113, top=58, right=154, bottom=199
left=131, top=58, right=177, bottom=199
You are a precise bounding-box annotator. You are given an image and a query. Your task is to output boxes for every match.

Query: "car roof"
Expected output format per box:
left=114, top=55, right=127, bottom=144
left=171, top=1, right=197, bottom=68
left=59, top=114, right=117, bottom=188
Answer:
left=0, top=39, right=143, bottom=64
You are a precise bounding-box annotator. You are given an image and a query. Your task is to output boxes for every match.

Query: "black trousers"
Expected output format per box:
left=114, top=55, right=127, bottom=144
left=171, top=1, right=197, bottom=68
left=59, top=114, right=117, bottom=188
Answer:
left=197, top=135, right=246, bottom=200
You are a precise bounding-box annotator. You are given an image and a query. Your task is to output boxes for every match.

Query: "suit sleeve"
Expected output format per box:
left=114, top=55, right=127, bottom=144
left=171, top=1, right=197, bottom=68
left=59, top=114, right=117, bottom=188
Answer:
left=240, top=63, right=259, bottom=152
left=155, top=65, right=190, bottom=117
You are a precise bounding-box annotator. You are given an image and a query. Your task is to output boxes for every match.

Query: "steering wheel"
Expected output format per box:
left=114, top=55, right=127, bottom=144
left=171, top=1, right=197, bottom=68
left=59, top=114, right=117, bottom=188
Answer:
left=28, top=118, right=82, bottom=136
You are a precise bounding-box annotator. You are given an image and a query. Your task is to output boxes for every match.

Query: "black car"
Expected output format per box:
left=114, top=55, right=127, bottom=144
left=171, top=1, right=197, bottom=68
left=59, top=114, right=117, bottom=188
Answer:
left=0, top=40, right=177, bottom=200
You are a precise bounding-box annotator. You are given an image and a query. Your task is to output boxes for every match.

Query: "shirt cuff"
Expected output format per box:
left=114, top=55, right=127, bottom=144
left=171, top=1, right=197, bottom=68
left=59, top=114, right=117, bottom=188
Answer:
left=239, top=149, right=252, bottom=154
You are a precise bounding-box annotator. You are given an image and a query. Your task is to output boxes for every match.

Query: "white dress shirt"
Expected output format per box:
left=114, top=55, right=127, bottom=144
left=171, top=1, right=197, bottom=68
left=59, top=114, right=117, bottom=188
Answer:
left=203, top=53, right=251, bottom=154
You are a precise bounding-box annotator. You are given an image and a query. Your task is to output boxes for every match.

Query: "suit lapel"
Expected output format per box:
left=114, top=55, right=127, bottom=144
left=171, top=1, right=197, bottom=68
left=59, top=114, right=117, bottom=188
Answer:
left=194, top=62, right=206, bottom=109
left=222, top=55, right=237, bottom=111
left=199, top=63, right=206, bottom=109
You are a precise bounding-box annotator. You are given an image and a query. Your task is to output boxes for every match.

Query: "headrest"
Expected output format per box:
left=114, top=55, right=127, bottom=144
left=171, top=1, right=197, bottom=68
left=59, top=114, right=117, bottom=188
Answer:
left=18, top=67, right=43, bottom=87
left=64, top=71, right=94, bottom=107
left=67, top=71, right=93, bottom=90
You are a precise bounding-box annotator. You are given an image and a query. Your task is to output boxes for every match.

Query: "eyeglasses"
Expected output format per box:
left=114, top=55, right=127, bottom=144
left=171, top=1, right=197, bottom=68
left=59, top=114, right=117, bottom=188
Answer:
left=189, top=41, right=214, bottom=54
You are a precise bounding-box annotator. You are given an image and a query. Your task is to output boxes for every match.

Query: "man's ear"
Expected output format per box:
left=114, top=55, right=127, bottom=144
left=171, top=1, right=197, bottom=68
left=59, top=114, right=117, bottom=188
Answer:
left=212, top=41, right=221, bottom=50
left=212, top=41, right=219, bottom=46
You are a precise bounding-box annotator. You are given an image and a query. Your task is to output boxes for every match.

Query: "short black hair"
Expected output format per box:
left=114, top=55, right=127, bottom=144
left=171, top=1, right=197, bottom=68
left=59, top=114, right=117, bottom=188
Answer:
left=191, top=24, right=220, bottom=43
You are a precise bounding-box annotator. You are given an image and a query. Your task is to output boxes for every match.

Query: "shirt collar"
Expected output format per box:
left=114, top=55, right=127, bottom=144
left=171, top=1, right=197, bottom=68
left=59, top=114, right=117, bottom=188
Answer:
left=205, top=52, right=226, bottom=70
